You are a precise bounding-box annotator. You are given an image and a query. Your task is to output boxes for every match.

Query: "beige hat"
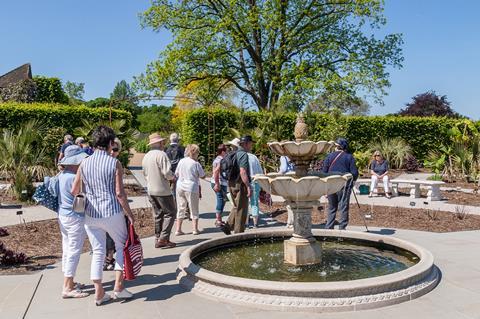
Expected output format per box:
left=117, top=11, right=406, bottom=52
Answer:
left=226, top=137, right=240, bottom=147
left=148, top=133, right=166, bottom=146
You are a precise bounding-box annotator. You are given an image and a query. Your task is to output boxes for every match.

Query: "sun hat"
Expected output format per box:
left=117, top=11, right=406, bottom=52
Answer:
left=59, top=145, right=88, bottom=166
left=335, top=138, right=348, bottom=150
left=226, top=138, right=240, bottom=148
left=148, top=133, right=166, bottom=146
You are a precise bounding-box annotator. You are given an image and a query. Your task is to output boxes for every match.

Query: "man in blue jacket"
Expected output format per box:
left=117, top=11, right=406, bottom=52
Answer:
left=322, top=138, right=358, bottom=230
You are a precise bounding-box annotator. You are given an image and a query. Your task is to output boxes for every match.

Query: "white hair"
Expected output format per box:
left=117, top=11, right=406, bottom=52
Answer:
left=170, top=133, right=180, bottom=143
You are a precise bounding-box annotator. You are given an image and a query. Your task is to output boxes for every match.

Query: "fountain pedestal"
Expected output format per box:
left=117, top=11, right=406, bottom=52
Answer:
left=284, top=201, right=322, bottom=265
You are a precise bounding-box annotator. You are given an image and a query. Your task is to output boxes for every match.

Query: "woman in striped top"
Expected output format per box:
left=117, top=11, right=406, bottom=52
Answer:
left=72, top=126, right=135, bottom=306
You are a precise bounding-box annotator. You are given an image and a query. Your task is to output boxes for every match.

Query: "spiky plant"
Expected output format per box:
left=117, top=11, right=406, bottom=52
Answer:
left=0, top=121, right=52, bottom=200
left=369, top=137, right=412, bottom=169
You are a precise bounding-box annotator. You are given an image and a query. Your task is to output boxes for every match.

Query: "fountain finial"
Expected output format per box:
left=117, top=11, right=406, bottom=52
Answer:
left=294, top=113, right=308, bottom=142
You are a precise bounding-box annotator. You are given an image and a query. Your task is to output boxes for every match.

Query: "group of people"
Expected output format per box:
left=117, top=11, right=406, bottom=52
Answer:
left=54, top=126, right=391, bottom=305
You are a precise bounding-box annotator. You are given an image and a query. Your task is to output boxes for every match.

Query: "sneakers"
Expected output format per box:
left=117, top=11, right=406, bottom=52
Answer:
left=219, top=222, right=231, bottom=235
left=95, top=293, right=112, bottom=306
left=113, top=288, right=133, bottom=300
left=192, top=230, right=200, bottom=235
left=155, top=239, right=176, bottom=249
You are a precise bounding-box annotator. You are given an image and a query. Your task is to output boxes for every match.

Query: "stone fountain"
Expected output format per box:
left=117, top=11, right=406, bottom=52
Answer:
left=254, top=114, right=352, bottom=265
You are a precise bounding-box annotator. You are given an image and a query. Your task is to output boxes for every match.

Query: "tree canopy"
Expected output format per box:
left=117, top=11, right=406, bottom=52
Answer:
left=398, top=91, right=460, bottom=118
left=137, top=0, right=403, bottom=111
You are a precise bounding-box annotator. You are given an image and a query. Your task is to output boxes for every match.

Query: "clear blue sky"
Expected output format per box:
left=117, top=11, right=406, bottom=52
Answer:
left=0, top=0, right=478, bottom=119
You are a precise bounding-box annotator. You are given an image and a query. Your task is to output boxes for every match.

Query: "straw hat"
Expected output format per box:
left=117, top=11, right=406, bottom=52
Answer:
left=59, top=145, right=88, bottom=166
left=148, top=133, right=166, bottom=146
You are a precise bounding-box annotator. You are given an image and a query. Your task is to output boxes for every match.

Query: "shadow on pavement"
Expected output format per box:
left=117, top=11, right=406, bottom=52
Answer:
left=368, top=228, right=396, bottom=235
left=143, top=254, right=180, bottom=266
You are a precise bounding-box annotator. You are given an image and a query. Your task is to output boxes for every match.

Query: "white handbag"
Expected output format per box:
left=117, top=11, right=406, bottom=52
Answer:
left=72, top=166, right=86, bottom=214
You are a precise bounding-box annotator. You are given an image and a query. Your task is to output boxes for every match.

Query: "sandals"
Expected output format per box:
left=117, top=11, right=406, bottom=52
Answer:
left=175, top=231, right=185, bottom=236
left=62, top=289, right=89, bottom=299
left=103, top=258, right=115, bottom=271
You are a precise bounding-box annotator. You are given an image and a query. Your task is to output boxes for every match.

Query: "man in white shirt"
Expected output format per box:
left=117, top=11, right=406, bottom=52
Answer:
left=142, top=133, right=177, bottom=248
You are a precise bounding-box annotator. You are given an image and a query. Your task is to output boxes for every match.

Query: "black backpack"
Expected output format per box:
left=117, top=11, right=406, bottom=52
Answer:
left=166, top=144, right=184, bottom=171
left=220, top=151, right=239, bottom=182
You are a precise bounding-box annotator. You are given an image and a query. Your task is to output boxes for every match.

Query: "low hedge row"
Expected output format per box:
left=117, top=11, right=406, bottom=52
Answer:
left=0, top=102, right=132, bottom=132
left=181, top=108, right=477, bottom=162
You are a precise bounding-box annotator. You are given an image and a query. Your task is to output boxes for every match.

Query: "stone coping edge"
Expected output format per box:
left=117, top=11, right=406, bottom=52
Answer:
left=177, top=229, right=439, bottom=311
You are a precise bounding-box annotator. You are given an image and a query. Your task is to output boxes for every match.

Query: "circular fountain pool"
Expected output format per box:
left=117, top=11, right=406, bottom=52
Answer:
left=178, top=229, right=439, bottom=312
left=194, top=236, right=419, bottom=282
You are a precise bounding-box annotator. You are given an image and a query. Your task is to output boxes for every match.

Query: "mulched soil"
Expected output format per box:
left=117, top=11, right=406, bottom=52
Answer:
left=396, top=187, right=480, bottom=207
left=124, top=183, right=147, bottom=197
left=261, top=202, right=480, bottom=233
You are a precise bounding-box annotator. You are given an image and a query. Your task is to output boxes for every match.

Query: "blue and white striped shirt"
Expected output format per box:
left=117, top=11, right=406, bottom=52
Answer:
left=81, top=150, right=122, bottom=218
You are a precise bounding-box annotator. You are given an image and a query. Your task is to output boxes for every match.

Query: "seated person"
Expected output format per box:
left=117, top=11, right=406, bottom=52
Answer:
left=369, top=151, right=391, bottom=198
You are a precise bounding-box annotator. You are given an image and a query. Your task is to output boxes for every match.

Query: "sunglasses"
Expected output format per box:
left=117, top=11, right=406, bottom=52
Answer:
left=112, top=148, right=119, bottom=152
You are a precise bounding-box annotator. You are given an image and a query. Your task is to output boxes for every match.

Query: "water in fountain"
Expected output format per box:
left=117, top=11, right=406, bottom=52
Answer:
left=194, top=236, right=419, bottom=282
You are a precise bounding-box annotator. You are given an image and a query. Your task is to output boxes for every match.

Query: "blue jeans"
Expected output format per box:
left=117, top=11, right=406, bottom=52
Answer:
left=211, top=182, right=228, bottom=213
left=326, top=180, right=353, bottom=230
left=249, top=181, right=261, bottom=217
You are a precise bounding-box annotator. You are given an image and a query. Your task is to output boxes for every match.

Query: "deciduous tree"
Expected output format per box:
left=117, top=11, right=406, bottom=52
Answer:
left=137, top=0, right=403, bottom=111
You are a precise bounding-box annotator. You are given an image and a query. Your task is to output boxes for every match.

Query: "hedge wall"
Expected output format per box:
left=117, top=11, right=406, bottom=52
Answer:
left=181, top=108, right=478, bottom=162
left=0, top=102, right=132, bottom=132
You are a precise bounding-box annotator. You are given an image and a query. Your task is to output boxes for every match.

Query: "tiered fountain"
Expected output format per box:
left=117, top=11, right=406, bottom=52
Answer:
left=177, top=114, right=439, bottom=312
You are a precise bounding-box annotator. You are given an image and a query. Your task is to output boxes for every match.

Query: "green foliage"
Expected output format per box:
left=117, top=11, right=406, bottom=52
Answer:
left=85, top=97, right=110, bottom=108
left=33, top=76, right=69, bottom=104
left=137, top=105, right=173, bottom=134
left=180, top=109, right=478, bottom=167
left=182, top=108, right=238, bottom=163
left=43, top=127, right=68, bottom=160
left=0, top=121, right=53, bottom=200
left=0, top=102, right=132, bottom=133
left=73, top=119, right=139, bottom=167
left=353, top=150, right=372, bottom=175
left=369, top=137, right=412, bottom=169
left=134, top=137, right=150, bottom=153
left=138, top=0, right=403, bottom=110
left=63, top=81, right=85, bottom=104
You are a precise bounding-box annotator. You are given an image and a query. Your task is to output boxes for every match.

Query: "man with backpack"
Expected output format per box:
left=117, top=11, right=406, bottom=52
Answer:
left=322, top=138, right=358, bottom=230
left=165, top=133, right=185, bottom=198
left=214, top=135, right=254, bottom=234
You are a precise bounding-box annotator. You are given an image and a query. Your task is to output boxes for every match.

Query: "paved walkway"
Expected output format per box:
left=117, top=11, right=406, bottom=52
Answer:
left=2, top=169, right=480, bottom=318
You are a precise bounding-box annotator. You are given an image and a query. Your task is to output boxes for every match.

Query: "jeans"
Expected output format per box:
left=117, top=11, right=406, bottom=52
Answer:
left=58, top=215, right=86, bottom=278
left=211, top=182, right=228, bottom=213
left=84, top=213, right=127, bottom=281
left=249, top=181, right=261, bottom=217
left=326, top=180, right=353, bottom=230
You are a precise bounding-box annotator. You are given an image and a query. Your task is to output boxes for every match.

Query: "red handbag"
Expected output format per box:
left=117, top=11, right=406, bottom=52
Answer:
left=123, top=221, right=143, bottom=280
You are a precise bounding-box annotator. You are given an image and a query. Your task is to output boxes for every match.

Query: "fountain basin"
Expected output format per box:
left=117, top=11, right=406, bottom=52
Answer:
left=254, top=173, right=353, bottom=201
left=177, top=229, right=439, bottom=312
left=268, top=141, right=335, bottom=159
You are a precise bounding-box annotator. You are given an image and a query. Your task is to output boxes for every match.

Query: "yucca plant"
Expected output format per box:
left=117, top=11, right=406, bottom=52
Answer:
left=0, top=120, right=52, bottom=200
left=369, top=137, right=412, bottom=169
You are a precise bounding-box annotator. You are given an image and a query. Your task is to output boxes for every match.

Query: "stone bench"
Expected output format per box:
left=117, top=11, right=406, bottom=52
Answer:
left=390, top=179, right=445, bottom=201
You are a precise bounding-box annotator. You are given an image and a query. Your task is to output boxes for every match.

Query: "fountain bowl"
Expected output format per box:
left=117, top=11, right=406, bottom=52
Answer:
left=177, top=229, right=439, bottom=312
left=268, top=140, right=335, bottom=160
left=254, top=173, right=353, bottom=201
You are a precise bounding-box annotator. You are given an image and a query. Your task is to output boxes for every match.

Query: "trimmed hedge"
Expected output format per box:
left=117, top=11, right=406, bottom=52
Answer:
left=0, top=102, right=132, bottom=132
left=180, top=108, right=479, bottom=163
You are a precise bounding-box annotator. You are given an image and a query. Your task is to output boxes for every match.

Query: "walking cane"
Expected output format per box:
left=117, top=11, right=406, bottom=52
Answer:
left=351, top=189, right=370, bottom=232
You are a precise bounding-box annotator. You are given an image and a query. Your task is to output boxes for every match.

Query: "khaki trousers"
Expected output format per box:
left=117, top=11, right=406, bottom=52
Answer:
left=227, top=182, right=249, bottom=233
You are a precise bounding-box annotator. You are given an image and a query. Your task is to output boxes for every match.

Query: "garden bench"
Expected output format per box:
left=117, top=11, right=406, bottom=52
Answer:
left=354, top=178, right=393, bottom=195
left=390, top=179, right=445, bottom=201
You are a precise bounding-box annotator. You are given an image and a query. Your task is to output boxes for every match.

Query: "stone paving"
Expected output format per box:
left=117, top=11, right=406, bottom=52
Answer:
left=1, top=169, right=480, bottom=318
